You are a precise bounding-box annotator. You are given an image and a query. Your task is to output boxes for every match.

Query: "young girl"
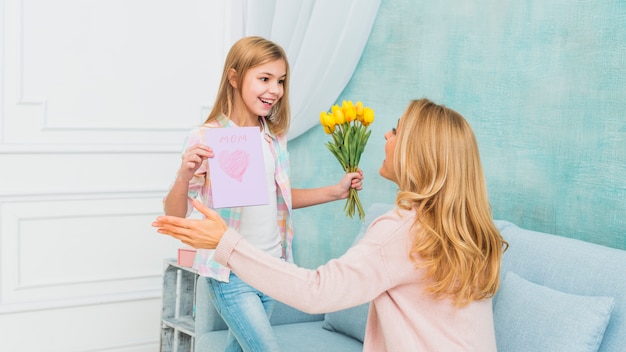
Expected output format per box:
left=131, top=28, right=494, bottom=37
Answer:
left=162, top=36, right=362, bottom=352
left=157, top=98, right=509, bottom=351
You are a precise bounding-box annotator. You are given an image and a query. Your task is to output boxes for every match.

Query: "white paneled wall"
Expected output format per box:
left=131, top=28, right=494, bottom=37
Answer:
left=0, top=1, right=229, bottom=350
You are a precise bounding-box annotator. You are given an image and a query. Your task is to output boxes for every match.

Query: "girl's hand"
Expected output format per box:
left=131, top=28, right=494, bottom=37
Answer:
left=153, top=198, right=228, bottom=249
left=338, top=169, right=364, bottom=199
left=179, top=144, right=213, bottom=181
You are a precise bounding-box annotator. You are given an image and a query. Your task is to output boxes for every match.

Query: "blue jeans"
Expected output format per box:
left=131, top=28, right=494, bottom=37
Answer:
left=206, top=273, right=280, bottom=352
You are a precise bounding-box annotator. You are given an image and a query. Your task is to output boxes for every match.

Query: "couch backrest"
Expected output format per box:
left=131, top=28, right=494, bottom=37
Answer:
left=494, top=220, right=626, bottom=352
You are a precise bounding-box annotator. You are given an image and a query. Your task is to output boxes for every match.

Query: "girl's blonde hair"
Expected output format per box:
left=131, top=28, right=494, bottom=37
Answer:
left=205, top=36, right=290, bottom=136
left=394, top=99, right=508, bottom=307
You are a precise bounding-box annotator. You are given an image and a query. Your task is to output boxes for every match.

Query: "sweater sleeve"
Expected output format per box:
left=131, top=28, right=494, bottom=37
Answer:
left=213, top=211, right=417, bottom=314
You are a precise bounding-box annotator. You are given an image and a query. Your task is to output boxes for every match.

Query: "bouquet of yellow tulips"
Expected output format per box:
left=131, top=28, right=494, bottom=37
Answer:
left=320, top=100, right=375, bottom=220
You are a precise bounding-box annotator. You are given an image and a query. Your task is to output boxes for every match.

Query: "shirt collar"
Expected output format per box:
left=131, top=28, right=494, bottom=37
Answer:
left=259, top=117, right=278, bottom=141
left=215, top=114, right=234, bottom=128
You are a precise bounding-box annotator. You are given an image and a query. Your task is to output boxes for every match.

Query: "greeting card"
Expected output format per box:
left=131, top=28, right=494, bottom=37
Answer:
left=206, top=127, right=269, bottom=208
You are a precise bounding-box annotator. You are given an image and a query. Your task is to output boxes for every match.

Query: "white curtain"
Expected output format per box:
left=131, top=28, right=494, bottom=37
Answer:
left=229, top=0, right=381, bottom=140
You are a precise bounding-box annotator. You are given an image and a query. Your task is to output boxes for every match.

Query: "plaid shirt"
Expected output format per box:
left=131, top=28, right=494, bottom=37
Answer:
left=178, top=114, right=293, bottom=281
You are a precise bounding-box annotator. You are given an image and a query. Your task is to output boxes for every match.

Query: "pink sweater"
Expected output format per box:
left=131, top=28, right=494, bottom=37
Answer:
left=214, top=208, right=497, bottom=352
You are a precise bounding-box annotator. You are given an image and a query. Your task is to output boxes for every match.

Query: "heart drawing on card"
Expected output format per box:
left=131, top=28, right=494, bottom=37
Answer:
left=218, top=149, right=250, bottom=182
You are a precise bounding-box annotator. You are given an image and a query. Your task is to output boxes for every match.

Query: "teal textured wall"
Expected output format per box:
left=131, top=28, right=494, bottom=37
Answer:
left=290, top=0, right=626, bottom=268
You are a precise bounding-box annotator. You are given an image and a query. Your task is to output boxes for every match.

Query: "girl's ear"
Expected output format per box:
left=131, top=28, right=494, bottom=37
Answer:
left=228, top=68, right=238, bottom=89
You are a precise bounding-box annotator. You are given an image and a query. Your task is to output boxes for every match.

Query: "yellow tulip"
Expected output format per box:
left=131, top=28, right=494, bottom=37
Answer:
left=325, top=112, right=336, bottom=128
left=331, top=105, right=345, bottom=124
left=320, top=111, right=327, bottom=127
left=355, top=101, right=364, bottom=121
left=363, top=107, right=375, bottom=126
left=342, top=100, right=356, bottom=122
left=323, top=125, right=335, bottom=134
left=320, top=111, right=335, bottom=128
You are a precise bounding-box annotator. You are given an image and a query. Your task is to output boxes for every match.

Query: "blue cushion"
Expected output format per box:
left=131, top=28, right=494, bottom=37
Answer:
left=493, top=271, right=615, bottom=352
left=322, top=303, right=369, bottom=343
left=494, top=220, right=626, bottom=352
left=270, top=301, right=324, bottom=325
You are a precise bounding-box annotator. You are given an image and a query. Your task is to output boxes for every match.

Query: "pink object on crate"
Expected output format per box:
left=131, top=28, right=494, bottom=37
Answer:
left=177, top=247, right=197, bottom=267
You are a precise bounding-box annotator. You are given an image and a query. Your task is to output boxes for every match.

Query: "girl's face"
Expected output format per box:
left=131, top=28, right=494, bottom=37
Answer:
left=237, top=59, right=287, bottom=120
left=379, top=121, right=398, bottom=183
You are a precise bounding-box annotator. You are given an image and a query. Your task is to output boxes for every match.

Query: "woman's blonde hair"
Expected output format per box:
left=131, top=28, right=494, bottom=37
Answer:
left=205, top=36, right=291, bottom=136
left=394, top=99, right=508, bottom=307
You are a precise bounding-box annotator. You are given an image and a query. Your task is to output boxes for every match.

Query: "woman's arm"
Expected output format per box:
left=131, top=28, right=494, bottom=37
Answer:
left=153, top=199, right=416, bottom=314
left=292, top=170, right=363, bottom=209
left=214, top=228, right=384, bottom=313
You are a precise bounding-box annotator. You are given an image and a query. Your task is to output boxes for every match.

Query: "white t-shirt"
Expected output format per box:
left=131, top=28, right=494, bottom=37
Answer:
left=238, top=122, right=282, bottom=258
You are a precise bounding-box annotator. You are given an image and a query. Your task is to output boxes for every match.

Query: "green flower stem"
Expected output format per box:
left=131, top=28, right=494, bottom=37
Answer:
left=327, top=121, right=370, bottom=221
left=344, top=188, right=365, bottom=220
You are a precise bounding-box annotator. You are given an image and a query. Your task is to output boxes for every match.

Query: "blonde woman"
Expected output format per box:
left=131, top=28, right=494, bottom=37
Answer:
left=156, top=98, right=508, bottom=351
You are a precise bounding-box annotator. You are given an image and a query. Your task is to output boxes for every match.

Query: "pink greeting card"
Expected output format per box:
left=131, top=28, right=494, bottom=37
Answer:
left=206, top=127, right=269, bottom=208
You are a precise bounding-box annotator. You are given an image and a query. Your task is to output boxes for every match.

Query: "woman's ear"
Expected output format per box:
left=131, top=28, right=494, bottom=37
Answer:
left=228, top=68, right=238, bottom=89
